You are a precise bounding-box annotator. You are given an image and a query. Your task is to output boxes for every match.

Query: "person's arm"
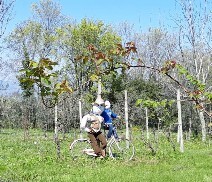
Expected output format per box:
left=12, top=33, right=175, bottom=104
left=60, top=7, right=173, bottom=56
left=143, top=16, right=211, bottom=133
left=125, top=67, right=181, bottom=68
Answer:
left=111, top=111, right=118, bottom=119
left=80, top=114, right=91, bottom=132
left=111, top=111, right=121, bottom=120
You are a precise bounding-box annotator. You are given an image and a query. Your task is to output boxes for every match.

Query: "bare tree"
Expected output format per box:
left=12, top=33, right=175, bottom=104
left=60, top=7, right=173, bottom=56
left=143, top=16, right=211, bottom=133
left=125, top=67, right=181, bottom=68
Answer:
left=0, top=0, right=15, bottom=91
left=0, top=0, right=15, bottom=39
left=175, top=0, right=212, bottom=141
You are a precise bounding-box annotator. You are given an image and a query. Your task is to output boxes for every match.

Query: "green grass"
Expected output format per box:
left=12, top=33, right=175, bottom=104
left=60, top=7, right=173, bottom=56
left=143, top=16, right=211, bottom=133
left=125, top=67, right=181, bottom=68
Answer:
left=0, top=129, right=212, bottom=182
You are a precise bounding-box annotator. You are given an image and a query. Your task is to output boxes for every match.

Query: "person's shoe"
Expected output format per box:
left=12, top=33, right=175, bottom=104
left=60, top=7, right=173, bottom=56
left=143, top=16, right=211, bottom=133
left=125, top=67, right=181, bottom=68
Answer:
left=116, top=138, right=121, bottom=142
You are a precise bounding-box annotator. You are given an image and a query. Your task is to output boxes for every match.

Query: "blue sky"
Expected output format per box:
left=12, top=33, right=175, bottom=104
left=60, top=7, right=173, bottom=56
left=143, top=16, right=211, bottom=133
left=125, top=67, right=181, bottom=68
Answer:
left=9, top=0, right=180, bottom=33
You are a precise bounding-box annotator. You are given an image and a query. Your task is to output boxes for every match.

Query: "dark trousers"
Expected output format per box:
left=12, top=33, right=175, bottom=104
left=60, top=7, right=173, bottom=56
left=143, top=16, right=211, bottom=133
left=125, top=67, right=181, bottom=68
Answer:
left=87, top=131, right=107, bottom=156
left=107, top=124, right=118, bottom=139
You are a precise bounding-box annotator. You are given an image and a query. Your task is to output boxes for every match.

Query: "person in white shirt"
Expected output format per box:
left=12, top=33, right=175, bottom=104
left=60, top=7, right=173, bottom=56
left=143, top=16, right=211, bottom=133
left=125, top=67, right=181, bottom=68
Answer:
left=80, top=97, right=107, bottom=158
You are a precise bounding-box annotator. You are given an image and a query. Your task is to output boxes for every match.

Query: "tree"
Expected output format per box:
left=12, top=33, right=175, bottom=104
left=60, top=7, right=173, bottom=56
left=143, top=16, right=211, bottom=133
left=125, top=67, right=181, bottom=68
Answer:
left=5, top=0, right=68, bottom=134
left=174, top=0, right=212, bottom=141
left=0, top=0, right=15, bottom=90
left=75, top=40, right=211, bottom=117
left=5, top=0, right=71, bottom=158
left=57, top=18, right=122, bottom=100
left=0, top=0, right=15, bottom=39
left=6, top=0, right=66, bottom=61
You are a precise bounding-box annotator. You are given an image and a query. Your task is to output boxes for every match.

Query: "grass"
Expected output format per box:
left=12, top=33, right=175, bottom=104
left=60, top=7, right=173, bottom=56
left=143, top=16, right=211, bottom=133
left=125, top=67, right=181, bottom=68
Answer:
left=0, top=128, right=212, bottom=182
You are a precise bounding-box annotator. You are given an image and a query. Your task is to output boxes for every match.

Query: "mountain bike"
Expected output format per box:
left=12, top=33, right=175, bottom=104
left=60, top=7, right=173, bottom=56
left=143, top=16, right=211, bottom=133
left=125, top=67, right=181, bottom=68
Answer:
left=69, top=124, right=135, bottom=161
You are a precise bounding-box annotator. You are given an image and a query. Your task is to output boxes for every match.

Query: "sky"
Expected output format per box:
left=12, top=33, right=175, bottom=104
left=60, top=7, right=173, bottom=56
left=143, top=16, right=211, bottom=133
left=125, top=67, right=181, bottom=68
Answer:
left=1, top=0, right=181, bottom=94
left=8, top=0, right=180, bottom=33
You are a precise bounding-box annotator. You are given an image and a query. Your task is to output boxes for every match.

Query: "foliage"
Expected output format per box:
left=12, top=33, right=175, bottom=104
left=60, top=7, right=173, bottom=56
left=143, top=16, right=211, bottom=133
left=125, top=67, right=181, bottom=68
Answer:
left=19, top=58, right=72, bottom=107
left=57, top=18, right=122, bottom=96
left=160, top=60, right=211, bottom=116
left=101, top=72, right=126, bottom=101
left=6, top=0, right=69, bottom=107
left=75, top=41, right=211, bottom=117
left=136, top=98, right=176, bottom=126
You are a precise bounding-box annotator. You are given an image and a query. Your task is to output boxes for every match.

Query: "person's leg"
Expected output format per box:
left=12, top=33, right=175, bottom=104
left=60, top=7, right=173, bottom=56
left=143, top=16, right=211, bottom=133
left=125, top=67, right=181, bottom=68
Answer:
left=97, top=132, right=107, bottom=157
left=87, top=132, right=102, bottom=156
left=112, top=125, right=119, bottom=139
left=107, top=124, right=113, bottom=139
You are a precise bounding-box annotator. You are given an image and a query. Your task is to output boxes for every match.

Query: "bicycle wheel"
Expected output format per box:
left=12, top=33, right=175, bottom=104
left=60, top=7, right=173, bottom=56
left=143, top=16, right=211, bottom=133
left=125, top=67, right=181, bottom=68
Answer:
left=109, top=138, right=135, bottom=161
left=70, top=139, right=91, bottom=160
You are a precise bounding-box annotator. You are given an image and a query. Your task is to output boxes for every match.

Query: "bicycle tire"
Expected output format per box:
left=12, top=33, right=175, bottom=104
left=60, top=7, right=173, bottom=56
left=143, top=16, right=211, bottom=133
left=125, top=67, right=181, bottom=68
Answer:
left=69, top=139, right=91, bottom=160
left=109, top=138, right=135, bottom=161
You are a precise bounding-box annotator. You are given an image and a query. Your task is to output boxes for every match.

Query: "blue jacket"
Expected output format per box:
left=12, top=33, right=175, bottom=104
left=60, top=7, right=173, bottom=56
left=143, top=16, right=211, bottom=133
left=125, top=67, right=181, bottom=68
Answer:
left=101, top=108, right=117, bottom=124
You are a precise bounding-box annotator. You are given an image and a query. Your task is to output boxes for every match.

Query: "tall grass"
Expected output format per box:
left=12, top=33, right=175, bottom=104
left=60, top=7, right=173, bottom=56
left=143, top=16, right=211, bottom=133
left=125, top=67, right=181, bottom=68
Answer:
left=0, top=129, right=212, bottom=182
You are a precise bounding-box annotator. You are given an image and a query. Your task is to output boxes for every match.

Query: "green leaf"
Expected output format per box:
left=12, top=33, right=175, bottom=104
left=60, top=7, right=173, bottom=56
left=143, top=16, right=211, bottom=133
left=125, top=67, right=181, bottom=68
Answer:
left=90, top=74, right=99, bottom=82
left=29, top=61, right=38, bottom=68
left=41, top=77, right=51, bottom=85
left=50, top=73, right=58, bottom=77
left=19, top=69, right=29, bottom=72
left=135, top=99, right=143, bottom=106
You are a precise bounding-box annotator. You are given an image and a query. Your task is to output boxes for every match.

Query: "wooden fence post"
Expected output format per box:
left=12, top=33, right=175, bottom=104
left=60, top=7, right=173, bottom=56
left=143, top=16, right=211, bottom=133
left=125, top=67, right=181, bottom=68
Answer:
left=145, top=107, right=149, bottom=140
left=177, top=89, right=184, bottom=152
left=125, top=90, right=129, bottom=141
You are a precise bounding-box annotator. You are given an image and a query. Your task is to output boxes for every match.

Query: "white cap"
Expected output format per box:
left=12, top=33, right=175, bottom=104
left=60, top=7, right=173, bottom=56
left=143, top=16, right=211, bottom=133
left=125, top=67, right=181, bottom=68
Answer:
left=105, top=100, right=110, bottom=106
left=105, top=100, right=111, bottom=109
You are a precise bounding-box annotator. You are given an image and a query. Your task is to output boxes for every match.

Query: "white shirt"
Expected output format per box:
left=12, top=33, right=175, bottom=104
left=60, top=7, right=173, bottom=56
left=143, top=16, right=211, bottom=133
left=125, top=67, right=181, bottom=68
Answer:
left=80, top=114, right=104, bottom=133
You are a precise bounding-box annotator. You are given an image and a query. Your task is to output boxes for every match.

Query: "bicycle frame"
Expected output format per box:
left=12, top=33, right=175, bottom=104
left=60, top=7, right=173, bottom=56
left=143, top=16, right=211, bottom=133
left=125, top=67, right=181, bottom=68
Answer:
left=70, top=124, right=135, bottom=160
left=78, top=135, right=120, bottom=157
left=80, top=135, right=115, bottom=156
left=107, top=135, right=120, bottom=158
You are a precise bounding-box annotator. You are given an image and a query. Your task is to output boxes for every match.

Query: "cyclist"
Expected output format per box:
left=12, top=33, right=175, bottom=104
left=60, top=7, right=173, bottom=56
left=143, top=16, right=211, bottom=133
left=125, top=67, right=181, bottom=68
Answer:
left=101, top=100, right=120, bottom=140
left=80, top=97, right=107, bottom=158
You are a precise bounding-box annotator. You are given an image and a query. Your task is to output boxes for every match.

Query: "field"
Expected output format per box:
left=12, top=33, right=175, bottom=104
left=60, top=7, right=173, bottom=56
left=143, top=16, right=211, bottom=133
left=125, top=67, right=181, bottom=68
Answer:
left=0, top=129, right=212, bottom=182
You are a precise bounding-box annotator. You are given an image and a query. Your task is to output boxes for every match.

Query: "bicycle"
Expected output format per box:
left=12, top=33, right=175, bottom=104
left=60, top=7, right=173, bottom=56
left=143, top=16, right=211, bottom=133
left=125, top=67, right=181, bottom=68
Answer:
left=69, top=124, right=135, bottom=161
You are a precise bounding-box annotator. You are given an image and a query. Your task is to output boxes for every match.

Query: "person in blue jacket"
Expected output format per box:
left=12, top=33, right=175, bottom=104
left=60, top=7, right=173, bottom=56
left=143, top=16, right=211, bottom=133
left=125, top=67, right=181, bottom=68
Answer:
left=101, top=100, right=120, bottom=139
